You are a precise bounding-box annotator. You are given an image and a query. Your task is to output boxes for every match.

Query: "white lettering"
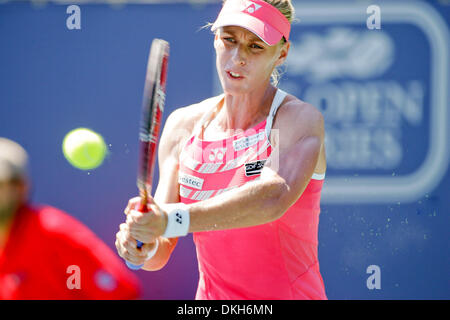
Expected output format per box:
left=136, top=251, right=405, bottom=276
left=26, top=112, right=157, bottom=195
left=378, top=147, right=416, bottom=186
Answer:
left=66, top=265, right=81, bottom=289
left=178, top=173, right=204, bottom=190
left=233, top=132, right=265, bottom=151
left=178, top=304, right=211, bottom=317
left=367, top=5, right=381, bottom=30
left=305, top=81, right=423, bottom=169
left=66, top=5, right=81, bottom=30
left=366, top=265, right=381, bottom=289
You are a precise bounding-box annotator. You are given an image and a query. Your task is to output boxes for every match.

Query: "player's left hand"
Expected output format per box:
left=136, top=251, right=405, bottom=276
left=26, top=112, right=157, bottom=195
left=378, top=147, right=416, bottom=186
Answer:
left=124, top=196, right=168, bottom=243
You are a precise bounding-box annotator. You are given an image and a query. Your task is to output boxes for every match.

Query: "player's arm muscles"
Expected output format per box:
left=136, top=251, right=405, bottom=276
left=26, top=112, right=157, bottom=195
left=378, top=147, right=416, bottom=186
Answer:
left=187, top=100, right=325, bottom=232
left=141, top=106, right=194, bottom=271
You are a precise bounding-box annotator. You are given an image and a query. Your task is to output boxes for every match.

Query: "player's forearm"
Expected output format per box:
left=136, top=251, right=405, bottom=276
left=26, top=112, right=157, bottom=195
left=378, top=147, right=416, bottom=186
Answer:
left=187, top=178, right=288, bottom=232
left=142, top=237, right=177, bottom=271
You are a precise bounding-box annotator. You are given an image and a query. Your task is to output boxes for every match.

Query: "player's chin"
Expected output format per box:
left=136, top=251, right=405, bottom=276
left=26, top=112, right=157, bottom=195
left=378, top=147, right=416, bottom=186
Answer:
left=221, top=81, right=251, bottom=95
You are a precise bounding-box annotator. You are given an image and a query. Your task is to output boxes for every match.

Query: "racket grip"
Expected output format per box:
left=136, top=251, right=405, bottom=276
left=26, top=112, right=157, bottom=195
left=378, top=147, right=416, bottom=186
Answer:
left=126, top=198, right=150, bottom=270
left=126, top=240, right=144, bottom=270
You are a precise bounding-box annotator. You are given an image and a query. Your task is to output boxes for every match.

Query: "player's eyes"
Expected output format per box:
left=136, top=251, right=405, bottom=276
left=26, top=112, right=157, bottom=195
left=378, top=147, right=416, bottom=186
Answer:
left=222, top=37, right=264, bottom=50
left=250, top=43, right=264, bottom=50
left=223, top=37, right=235, bottom=43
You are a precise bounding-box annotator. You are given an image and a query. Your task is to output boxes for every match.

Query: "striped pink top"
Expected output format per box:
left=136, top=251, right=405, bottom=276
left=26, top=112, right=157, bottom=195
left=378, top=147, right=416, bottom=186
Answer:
left=178, top=89, right=327, bottom=299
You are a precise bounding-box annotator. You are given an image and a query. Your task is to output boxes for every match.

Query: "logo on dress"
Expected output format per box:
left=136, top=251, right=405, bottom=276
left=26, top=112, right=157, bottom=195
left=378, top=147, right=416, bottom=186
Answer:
left=233, top=131, right=265, bottom=151
left=209, top=147, right=227, bottom=162
left=245, top=159, right=266, bottom=176
left=178, top=173, right=204, bottom=190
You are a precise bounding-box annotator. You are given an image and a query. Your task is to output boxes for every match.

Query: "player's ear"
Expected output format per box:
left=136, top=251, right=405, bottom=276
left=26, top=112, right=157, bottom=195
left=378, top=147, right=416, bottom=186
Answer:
left=275, top=40, right=290, bottom=67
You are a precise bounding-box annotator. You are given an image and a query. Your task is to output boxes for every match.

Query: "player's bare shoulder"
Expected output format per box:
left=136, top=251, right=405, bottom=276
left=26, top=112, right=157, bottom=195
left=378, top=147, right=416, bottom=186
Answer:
left=272, top=93, right=325, bottom=147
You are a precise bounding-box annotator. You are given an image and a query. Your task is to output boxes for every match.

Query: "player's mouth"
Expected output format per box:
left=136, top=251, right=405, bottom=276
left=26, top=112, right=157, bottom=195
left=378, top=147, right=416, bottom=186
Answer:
left=226, top=70, right=244, bottom=80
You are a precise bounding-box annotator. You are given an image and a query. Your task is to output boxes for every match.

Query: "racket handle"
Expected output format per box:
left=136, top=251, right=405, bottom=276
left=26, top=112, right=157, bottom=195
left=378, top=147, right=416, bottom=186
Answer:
left=126, top=240, right=144, bottom=270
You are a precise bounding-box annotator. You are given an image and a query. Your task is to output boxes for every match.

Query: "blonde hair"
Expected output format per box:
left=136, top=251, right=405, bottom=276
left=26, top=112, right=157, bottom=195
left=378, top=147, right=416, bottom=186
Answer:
left=220, top=0, right=295, bottom=85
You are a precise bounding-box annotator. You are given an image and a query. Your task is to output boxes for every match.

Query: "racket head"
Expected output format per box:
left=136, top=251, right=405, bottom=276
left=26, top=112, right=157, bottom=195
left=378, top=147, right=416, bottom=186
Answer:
left=137, top=39, right=170, bottom=206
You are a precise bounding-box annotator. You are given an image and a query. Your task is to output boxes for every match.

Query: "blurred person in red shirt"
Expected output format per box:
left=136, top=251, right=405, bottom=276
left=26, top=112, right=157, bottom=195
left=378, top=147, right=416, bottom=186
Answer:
left=0, top=137, right=140, bottom=299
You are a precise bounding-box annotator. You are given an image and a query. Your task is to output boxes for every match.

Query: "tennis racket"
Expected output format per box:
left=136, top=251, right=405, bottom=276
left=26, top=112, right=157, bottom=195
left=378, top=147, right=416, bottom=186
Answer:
left=126, top=39, right=170, bottom=270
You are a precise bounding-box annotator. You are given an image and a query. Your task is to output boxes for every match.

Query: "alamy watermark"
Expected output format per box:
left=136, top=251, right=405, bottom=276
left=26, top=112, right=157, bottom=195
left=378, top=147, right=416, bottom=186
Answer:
left=367, top=5, right=381, bottom=30
left=366, top=265, right=381, bottom=290
left=66, top=265, right=81, bottom=289
left=66, top=5, right=81, bottom=30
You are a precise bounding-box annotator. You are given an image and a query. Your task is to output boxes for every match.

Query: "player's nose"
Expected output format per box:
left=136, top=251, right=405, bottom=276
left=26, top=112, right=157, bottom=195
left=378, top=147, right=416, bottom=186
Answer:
left=230, top=46, right=247, bottom=66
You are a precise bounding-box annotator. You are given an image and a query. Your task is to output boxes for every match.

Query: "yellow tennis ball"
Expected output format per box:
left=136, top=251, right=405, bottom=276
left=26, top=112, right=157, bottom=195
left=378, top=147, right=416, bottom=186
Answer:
left=62, top=128, right=107, bottom=170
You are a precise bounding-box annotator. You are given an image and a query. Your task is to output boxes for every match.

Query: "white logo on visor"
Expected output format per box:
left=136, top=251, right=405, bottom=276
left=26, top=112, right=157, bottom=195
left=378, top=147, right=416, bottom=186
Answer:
left=245, top=2, right=262, bottom=14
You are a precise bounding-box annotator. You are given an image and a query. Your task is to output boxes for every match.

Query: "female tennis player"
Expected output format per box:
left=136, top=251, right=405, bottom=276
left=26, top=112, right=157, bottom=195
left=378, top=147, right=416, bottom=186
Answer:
left=116, top=0, right=327, bottom=300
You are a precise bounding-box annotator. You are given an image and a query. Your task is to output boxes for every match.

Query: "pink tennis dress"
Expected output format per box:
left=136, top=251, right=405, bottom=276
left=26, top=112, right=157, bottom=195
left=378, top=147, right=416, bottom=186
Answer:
left=178, top=89, right=327, bottom=300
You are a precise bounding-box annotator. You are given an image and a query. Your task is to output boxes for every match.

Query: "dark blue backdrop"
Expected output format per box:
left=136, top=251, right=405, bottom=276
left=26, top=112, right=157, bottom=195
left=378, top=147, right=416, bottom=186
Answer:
left=0, top=0, right=448, bottom=299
